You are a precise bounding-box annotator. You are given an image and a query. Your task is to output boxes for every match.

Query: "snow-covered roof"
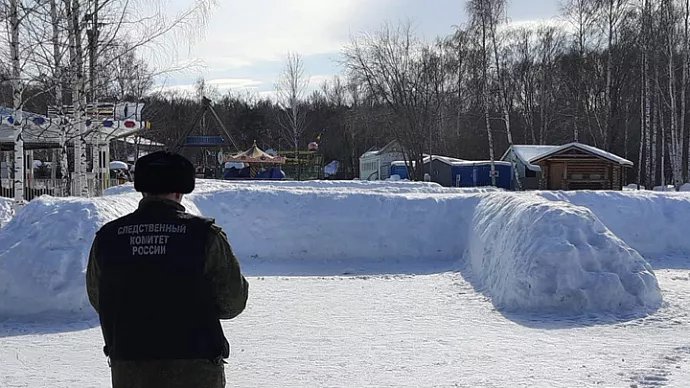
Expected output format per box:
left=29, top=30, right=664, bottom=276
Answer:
left=360, top=140, right=403, bottom=160
left=503, top=143, right=632, bottom=171
left=426, top=155, right=465, bottom=165
left=501, top=145, right=560, bottom=171
left=115, top=136, right=165, bottom=147
left=450, top=160, right=513, bottom=167
left=391, top=155, right=465, bottom=167
left=530, top=142, right=633, bottom=166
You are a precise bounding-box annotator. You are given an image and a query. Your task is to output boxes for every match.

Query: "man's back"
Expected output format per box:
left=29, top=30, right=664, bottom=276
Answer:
left=86, top=197, right=248, bottom=388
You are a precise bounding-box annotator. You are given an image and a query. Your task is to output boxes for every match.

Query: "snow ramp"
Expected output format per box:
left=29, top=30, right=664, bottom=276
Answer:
left=468, top=194, right=661, bottom=314
left=0, top=181, right=664, bottom=317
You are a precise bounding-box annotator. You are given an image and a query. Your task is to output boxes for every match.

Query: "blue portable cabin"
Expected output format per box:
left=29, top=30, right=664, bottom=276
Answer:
left=451, top=161, right=513, bottom=189
left=389, top=160, right=414, bottom=179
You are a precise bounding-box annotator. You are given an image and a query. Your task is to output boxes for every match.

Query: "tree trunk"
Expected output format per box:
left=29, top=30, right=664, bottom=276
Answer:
left=667, top=0, right=683, bottom=186
left=684, top=0, right=690, bottom=182
left=639, top=52, right=646, bottom=186
left=605, top=0, right=614, bottom=151
left=51, top=0, right=70, bottom=196
left=68, top=0, right=89, bottom=196
left=481, top=9, right=496, bottom=187
left=10, top=0, right=24, bottom=204
left=659, top=92, right=666, bottom=186
left=652, top=88, right=657, bottom=186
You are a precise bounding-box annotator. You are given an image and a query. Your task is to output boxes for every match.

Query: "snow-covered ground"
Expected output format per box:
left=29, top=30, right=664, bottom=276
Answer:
left=0, top=180, right=689, bottom=387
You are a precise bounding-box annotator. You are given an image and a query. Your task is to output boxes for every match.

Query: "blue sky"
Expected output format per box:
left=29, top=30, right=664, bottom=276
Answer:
left=154, top=0, right=561, bottom=98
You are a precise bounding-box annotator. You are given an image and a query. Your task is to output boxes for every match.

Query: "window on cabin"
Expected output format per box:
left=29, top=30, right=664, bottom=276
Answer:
left=525, top=169, right=537, bottom=178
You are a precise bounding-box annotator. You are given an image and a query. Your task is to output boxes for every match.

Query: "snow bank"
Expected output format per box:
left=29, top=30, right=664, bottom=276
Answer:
left=104, top=179, right=503, bottom=196
left=0, top=181, right=666, bottom=317
left=188, top=187, right=474, bottom=263
left=537, top=191, right=690, bottom=257
left=0, top=194, right=201, bottom=316
left=468, top=194, right=662, bottom=314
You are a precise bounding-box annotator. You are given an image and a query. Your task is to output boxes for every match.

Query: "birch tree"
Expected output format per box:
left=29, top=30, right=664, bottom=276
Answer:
left=275, top=52, right=309, bottom=179
left=662, top=0, right=683, bottom=186
left=467, top=0, right=497, bottom=186
left=9, top=0, right=24, bottom=203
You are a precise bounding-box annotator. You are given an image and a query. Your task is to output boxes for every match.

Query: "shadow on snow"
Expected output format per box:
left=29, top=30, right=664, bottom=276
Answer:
left=454, top=261, right=665, bottom=330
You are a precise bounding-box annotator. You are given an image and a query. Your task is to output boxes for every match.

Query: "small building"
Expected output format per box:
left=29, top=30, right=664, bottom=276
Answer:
left=359, top=140, right=405, bottom=180
left=391, top=155, right=513, bottom=189
left=424, top=155, right=465, bottom=186
left=390, top=155, right=464, bottom=186
left=452, top=161, right=513, bottom=189
left=502, top=142, right=632, bottom=191
left=500, top=145, right=558, bottom=189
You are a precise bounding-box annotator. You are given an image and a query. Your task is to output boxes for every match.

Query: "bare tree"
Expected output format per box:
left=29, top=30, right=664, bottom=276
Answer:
left=9, top=0, right=24, bottom=204
left=275, top=51, right=309, bottom=179
left=343, top=21, right=434, bottom=180
left=468, top=0, right=498, bottom=186
left=661, top=0, right=683, bottom=186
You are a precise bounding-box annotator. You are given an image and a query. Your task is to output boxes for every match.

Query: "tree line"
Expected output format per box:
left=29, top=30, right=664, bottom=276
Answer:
left=6, top=0, right=690, bottom=188
left=1, top=0, right=214, bottom=199
left=133, top=0, right=690, bottom=187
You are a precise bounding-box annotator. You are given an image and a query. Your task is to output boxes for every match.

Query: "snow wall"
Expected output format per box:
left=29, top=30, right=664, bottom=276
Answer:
left=0, top=180, right=680, bottom=317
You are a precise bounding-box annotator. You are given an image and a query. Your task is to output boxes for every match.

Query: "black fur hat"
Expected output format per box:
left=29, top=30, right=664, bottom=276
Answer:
left=133, top=151, right=195, bottom=194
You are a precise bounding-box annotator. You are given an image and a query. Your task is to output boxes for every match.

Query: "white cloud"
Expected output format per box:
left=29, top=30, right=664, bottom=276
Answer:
left=164, top=0, right=392, bottom=72
left=153, top=77, right=265, bottom=96
left=307, top=74, right=333, bottom=89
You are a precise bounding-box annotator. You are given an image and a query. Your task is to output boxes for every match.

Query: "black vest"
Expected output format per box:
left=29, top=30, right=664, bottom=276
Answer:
left=95, top=200, right=229, bottom=361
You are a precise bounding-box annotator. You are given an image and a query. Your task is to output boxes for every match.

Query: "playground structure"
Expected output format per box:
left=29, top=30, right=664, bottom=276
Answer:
left=222, top=141, right=286, bottom=180
left=169, top=96, right=324, bottom=181
left=278, top=150, right=325, bottom=180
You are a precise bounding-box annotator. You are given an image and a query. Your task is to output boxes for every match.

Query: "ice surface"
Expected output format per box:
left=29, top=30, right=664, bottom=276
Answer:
left=468, top=193, right=662, bottom=314
left=0, top=180, right=671, bottom=317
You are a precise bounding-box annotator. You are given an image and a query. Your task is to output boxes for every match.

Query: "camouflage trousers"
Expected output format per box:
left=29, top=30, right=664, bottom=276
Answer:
left=110, top=359, right=226, bottom=388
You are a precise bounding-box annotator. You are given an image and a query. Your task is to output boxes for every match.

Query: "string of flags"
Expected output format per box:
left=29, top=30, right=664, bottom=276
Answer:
left=0, top=114, right=150, bottom=130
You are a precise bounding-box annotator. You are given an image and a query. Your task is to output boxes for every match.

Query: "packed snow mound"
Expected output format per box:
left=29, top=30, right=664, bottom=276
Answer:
left=468, top=194, right=662, bottom=314
left=0, top=182, right=666, bottom=317
left=104, top=179, right=503, bottom=196
left=0, top=197, right=12, bottom=227
left=537, top=190, right=690, bottom=257
left=0, top=194, right=201, bottom=316
left=187, top=186, right=475, bottom=263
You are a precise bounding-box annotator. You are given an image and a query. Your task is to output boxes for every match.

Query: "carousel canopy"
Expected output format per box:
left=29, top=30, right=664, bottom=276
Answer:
left=225, top=141, right=286, bottom=164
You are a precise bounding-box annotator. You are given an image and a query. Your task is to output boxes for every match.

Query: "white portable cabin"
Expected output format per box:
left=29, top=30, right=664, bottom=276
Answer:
left=359, top=140, right=405, bottom=180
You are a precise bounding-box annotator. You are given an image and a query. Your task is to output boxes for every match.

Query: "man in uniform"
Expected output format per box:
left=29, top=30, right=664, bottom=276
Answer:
left=86, top=151, right=249, bottom=388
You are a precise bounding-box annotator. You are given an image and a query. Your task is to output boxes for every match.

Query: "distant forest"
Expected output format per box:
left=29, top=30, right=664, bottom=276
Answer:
left=5, top=0, right=688, bottom=186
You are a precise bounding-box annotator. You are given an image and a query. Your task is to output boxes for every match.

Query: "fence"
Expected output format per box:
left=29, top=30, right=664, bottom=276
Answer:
left=0, top=178, right=125, bottom=200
